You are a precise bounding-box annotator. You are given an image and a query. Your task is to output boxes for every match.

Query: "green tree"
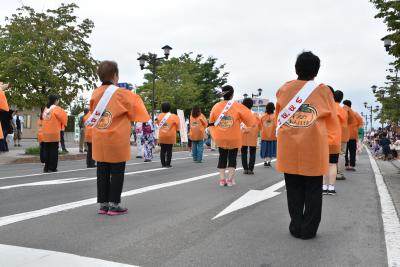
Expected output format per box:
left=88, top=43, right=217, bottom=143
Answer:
left=0, top=3, right=98, bottom=109
left=137, top=53, right=228, bottom=117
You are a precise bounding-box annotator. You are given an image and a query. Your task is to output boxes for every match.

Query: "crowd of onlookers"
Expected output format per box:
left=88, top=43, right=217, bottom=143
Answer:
left=365, top=125, right=400, bottom=160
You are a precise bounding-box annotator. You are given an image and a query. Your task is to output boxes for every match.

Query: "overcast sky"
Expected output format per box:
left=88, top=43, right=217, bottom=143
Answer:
left=0, top=0, right=392, bottom=126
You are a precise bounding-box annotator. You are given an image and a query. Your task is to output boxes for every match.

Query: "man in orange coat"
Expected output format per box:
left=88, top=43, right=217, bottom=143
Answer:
left=240, top=98, right=261, bottom=174
left=276, top=51, right=338, bottom=239
left=0, top=82, right=10, bottom=146
left=42, top=95, right=68, bottom=172
left=343, top=100, right=363, bottom=171
left=89, top=60, right=150, bottom=216
left=157, top=102, right=180, bottom=168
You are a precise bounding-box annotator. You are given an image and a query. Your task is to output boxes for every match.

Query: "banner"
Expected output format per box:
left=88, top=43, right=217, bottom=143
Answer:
left=177, top=109, right=188, bottom=143
left=74, top=115, right=80, bottom=142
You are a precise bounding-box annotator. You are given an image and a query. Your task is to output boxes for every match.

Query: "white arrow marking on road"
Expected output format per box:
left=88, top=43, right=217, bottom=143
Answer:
left=212, top=179, right=285, bottom=220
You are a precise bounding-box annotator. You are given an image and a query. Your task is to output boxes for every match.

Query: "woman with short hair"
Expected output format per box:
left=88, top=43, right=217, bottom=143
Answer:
left=260, top=102, right=277, bottom=167
left=189, top=106, right=207, bottom=163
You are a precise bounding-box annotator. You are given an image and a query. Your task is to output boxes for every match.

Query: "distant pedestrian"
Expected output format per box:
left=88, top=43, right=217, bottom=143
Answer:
left=209, top=85, right=254, bottom=186
left=59, top=124, right=68, bottom=153
left=141, top=121, right=155, bottom=162
left=260, top=102, right=277, bottom=167
left=379, top=132, right=391, bottom=160
left=89, top=60, right=149, bottom=216
left=157, top=102, right=180, bottom=168
left=37, top=107, right=45, bottom=163
left=83, top=109, right=96, bottom=168
left=335, top=90, right=351, bottom=180
left=42, top=94, right=68, bottom=172
left=79, top=109, right=89, bottom=152
left=12, top=110, right=24, bottom=147
left=240, top=98, right=260, bottom=174
left=343, top=100, right=363, bottom=171
left=276, top=51, right=338, bottom=239
left=189, top=106, right=207, bottom=163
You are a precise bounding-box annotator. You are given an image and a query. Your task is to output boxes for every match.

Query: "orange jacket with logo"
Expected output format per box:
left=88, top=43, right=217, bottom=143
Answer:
left=275, top=80, right=339, bottom=176
left=90, top=85, right=150, bottom=163
left=336, top=103, right=349, bottom=143
left=189, top=114, right=207, bottom=141
left=0, top=90, right=9, bottom=139
left=157, top=113, right=180, bottom=144
left=42, top=106, right=68, bottom=142
left=83, top=112, right=92, bottom=143
left=209, top=101, right=255, bottom=149
left=37, top=118, right=43, bottom=143
left=241, top=113, right=261, bottom=147
left=327, top=103, right=342, bottom=154
left=349, top=111, right=363, bottom=140
left=342, top=105, right=354, bottom=142
left=260, top=113, right=277, bottom=141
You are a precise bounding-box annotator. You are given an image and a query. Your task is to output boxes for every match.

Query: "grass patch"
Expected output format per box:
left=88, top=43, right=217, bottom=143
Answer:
left=25, top=146, right=40, bottom=155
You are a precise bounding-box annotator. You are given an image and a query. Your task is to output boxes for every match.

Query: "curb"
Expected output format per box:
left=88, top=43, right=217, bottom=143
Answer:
left=11, top=153, right=86, bottom=164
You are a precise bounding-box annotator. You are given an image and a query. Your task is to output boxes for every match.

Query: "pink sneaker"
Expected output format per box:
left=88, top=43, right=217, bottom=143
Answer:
left=226, top=178, right=235, bottom=187
left=219, top=179, right=226, bottom=187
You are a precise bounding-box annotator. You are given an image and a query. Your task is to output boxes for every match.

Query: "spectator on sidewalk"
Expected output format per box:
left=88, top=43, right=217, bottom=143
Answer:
left=275, top=51, right=338, bottom=239
left=379, top=132, right=391, bottom=161
left=59, top=124, right=68, bottom=153
left=12, top=110, right=24, bottom=147
left=79, top=109, right=89, bottom=153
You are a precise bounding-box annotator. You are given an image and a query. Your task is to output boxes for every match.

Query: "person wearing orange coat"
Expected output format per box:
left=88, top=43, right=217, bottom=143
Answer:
left=322, top=86, right=343, bottom=195
left=260, top=102, right=277, bottom=167
left=343, top=100, right=363, bottom=171
left=240, top=98, right=260, bottom=175
left=0, top=82, right=10, bottom=148
left=83, top=108, right=95, bottom=168
left=189, top=106, right=207, bottom=163
left=157, top=102, right=180, bottom=168
left=89, top=61, right=150, bottom=216
left=41, top=95, right=68, bottom=172
left=276, top=51, right=338, bottom=239
left=209, top=85, right=255, bottom=187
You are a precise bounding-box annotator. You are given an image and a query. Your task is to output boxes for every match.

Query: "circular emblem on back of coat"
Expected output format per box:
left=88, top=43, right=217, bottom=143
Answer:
left=161, top=122, right=171, bottom=132
left=191, top=121, right=200, bottom=128
left=96, top=110, right=112, bottom=129
left=285, top=104, right=317, bottom=128
left=219, top=116, right=234, bottom=129
left=263, top=120, right=273, bottom=127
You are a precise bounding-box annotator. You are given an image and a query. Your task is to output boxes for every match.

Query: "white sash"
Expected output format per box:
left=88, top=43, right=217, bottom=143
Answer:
left=42, top=105, right=56, bottom=120
left=159, top=112, right=171, bottom=128
left=85, top=85, right=118, bottom=128
left=214, top=100, right=234, bottom=127
left=276, top=81, right=319, bottom=135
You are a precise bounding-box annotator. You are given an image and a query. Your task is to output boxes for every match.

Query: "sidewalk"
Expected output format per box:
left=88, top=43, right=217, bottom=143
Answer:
left=372, top=153, right=400, bottom=218
left=0, top=139, right=84, bottom=165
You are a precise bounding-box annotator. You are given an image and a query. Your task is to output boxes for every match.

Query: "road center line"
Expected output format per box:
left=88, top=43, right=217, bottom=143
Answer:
left=366, top=147, right=400, bottom=266
left=0, top=168, right=166, bottom=190
left=0, top=162, right=267, bottom=227
left=0, top=155, right=211, bottom=181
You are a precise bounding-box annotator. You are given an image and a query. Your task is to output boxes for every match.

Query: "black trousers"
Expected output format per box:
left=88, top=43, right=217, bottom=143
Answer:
left=60, top=131, right=67, bottom=151
left=97, top=162, right=126, bottom=204
left=39, top=142, right=45, bottom=163
left=43, top=142, right=59, bottom=171
left=284, top=173, right=323, bottom=239
left=218, top=148, right=238, bottom=169
left=241, top=146, right=256, bottom=171
left=345, top=139, right=357, bottom=167
left=86, top=143, right=96, bottom=167
left=160, top=144, right=173, bottom=167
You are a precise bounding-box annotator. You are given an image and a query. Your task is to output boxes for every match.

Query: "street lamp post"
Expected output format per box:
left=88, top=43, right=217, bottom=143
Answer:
left=360, top=112, right=368, bottom=133
left=137, top=45, right=172, bottom=122
left=364, top=102, right=373, bottom=132
left=246, top=88, right=262, bottom=113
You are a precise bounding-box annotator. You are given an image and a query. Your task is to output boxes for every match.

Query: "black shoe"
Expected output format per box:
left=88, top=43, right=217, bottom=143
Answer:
left=49, top=169, right=58, bottom=172
left=43, top=168, right=49, bottom=173
left=87, top=165, right=96, bottom=168
left=336, top=175, right=346, bottom=180
left=328, top=189, right=336, bottom=195
left=136, top=156, right=143, bottom=158
left=323, top=189, right=328, bottom=195
left=18, top=144, right=21, bottom=147
left=144, top=159, right=151, bottom=162
left=243, top=170, right=249, bottom=174
left=264, top=162, right=268, bottom=167
left=248, top=170, right=254, bottom=175
left=166, top=165, right=172, bottom=168
left=107, top=206, right=128, bottom=216
left=62, top=149, right=69, bottom=153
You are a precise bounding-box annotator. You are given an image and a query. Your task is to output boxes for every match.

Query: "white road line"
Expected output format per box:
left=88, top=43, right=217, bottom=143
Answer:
left=0, top=155, right=209, bottom=181
left=366, top=147, right=400, bottom=266
left=0, top=168, right=166, bottom=190
left=0, top=244, right=138, bottom=267
left=0, top=162, right=267, bottom=227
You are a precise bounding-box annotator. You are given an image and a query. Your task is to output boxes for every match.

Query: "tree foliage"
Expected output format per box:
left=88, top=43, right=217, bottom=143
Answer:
left=137, top=53, right=228, bottom=117
left=0, top=3, right=98, bottom=109
left=370, top=0, right=400, bottom=126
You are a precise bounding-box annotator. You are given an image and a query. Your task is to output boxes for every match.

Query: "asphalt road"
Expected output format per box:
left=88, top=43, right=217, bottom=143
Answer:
left=0, top=149, right=390, bottom=266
